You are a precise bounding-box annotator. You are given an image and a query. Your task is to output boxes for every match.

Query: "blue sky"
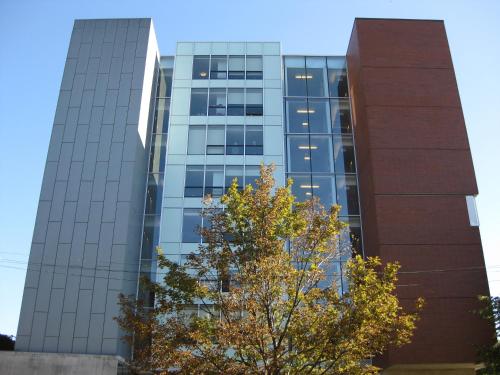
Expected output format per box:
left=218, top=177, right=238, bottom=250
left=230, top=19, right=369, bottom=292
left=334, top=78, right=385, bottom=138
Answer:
left=0, top=0, right=499, bottom=336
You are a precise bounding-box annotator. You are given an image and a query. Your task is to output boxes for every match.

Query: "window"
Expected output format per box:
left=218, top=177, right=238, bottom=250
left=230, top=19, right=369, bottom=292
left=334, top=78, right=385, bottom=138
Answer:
left=245, top=126, right=263, bottom=155
left=333, top=135, right=356, bottom=173
left=339, top=216, right=362, bottom=254
left=327, top=57, right=348, bottom=98
left=226, top=126, right=244, bottom=155
left=245, top=166, right=260, bottom=189
left=157, top=67, right=173, bottom=97
left=204, top=166, right=224, bottom=197
left=153, top=98, right=170, bottom=133
left=311, top=175, right=336, bottom=208
left=246, top=89, right=263, bottom=116
left=187, top=125, right=206, bottom=155
left=310, top=135, right=334, bottom=173
left=180, top=254, right=190, bottom=266
left=285, top=57, right=307, bottom=97
left=193, top=56, right=210, bottom=80
left=145, top=173, right=163, bottom=215
left=208, top=89, right=226, bottom=116
left=190, top=88, right=208, bottom=116
left=225, top=166, right=243, bottom=193
left=289, top=174, right=312, bottom=201
left=466, top=196, right=480, bottom=227
left=286, top=99, right=309, bottom=133
left=210, top=56, right=227, bottom=79
left=308, top=99, right=331, bottom=133
left=187, top=124, right=263, bottom=156
left=149, top=134, right=167, bottom=173
left=141, top=215, right=160, bottom=258
left=305, top=57, right=328, bottom=97
left=336, top=175, right=359, bottom=216
left=185, top=166, right=204, bottom=197
left=246, top=56, right=263, bottom=79
left=330, top=99, right=351, bottom=133
left=227, top=89, right=244, bottom=116
left=207, top=126, right=225, bottom=155
left=228, top=56, right=245, bottom=79
left=287, top=135, right=311, bottom=173
left=182, top=209, right=202, bottom=243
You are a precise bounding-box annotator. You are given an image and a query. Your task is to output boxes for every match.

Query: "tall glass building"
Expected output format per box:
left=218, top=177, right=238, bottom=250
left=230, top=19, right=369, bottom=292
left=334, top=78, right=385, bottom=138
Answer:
left=8, top=17, right=494, bottom=375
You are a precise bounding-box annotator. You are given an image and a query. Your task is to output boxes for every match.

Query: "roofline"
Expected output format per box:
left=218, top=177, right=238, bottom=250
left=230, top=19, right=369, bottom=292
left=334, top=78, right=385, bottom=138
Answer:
left=354, top=17, right=444, bottom=23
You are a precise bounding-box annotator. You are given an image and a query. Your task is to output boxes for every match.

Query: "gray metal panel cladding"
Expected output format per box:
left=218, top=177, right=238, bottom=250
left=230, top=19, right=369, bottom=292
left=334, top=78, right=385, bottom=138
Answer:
left=16, top=18, right=159, bottom=358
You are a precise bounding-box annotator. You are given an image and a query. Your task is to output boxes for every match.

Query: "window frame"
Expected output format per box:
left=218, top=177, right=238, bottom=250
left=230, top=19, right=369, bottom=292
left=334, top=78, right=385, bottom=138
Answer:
left=245, top=88, right=263, bottom=116
left=210, top=55, right=228, bottom=80
left=246, top=56, right=263, bottom=80
left=192, top=55, right=210, bottom=80
left=190, top=88, right=208, bottom=116
left=245, top=125, right=263, bottom=155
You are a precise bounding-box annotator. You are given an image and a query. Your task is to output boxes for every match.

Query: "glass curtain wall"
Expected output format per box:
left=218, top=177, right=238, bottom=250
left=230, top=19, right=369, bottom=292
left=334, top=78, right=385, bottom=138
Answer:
left=137, top=57, right=174, bottom=307
left=284, top=56, right=362, bottom=293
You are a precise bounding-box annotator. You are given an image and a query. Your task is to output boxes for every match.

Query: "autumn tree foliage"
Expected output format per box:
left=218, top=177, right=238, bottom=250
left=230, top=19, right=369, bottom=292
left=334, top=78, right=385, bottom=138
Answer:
left=116, top=165, right=422, bottom=374
left=477, top=296, right=500, bottom=374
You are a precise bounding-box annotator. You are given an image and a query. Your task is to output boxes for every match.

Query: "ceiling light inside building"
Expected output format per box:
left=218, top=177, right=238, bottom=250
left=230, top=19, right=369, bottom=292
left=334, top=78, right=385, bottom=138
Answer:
left=295, top=74, right=313, bottom=79
left=298, top=145, right=318, bottom=150
left=297, top=109, right=315, bottom=114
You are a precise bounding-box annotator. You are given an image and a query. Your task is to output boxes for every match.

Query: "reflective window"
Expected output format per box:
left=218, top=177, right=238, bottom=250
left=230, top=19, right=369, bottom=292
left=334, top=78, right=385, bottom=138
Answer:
left=309, top=135, right=334, bottom=173
left=187, top=125, right=206, bottom=155
left=190, top=88, right=208, bottom=116
left=246, top=89, right=263, bottom=116
left=305, top=57, right=328, bottom=97
left=312, top=175, right=336, bottom=209
left=339, top=216, right=362, bottom=255
left=286, top=99, right=309, bottom=133
left=205, top=166, right=224, bottom=197
left=154, top=98, right=170, bottom=133
left=246, top=56, right=263, bottom=79
left=285, top=57, right=307, bottom=96
left=157, top=68, right=173, bottom=97
left=336, top=175, right=360, bottom=216
left=182, top=209, right=202, bottom=243
left=208, top=88, right=226, bottom=116
left=210, top=56, right=227, bottom=79
left=149, top=134, right=167, bottom=173
left=289, top=174, right=312, bottom=201
left=225, top=166, right=243, bottom=193
left=308, top=99, right=331, bottom=133
left=226, top=126, right=244, bottom=155
left=206, top=126, right=225, bottom=155
left=145, top=173, right=163, bottom=215
left=185, top=166, right=204, bottom=197
left=287, top=135, right=311, bottom=173
left=227, top=89, right=244, bottom=116
left=327, top=57, right=348, bottom=97
left=193, top=56, right=210, bottom=80
left=246, top=126, right=263, bottom=155
left=245, top=166, right=260, bottom=189
left=228, top=56, right=245, bottom=79
left=142, top=215, right=160, bottom=258
left=330, top=99, right=351, bottom=133
left=334, top=135, right=356, bottom=173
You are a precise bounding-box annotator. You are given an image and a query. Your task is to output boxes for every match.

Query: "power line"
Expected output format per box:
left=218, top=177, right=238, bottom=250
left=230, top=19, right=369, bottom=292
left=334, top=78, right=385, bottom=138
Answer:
left=3, top=257, right=500, bottom=277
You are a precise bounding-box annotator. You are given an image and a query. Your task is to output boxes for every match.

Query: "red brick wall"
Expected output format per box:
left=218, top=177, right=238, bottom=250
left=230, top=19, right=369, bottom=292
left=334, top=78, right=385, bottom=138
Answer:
left=346, top=18, right=494, bottom=366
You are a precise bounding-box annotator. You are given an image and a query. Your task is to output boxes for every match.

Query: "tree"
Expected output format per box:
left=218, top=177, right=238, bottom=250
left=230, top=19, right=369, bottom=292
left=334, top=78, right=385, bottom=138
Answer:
left=0, top=334, right=15, bottom=351
left=116, top=165, right=423, bottom=374
left=477, top=296, right=500, bottom=374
